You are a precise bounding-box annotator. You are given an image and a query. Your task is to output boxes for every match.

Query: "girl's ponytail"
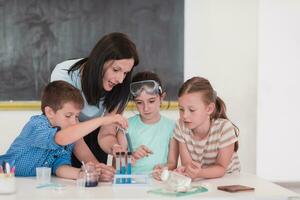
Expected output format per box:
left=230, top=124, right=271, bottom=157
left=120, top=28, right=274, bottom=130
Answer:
left=211, top=96, right=227, bottom=120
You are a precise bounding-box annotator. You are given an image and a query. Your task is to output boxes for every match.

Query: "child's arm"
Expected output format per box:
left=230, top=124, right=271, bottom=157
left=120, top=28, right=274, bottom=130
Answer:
left=167, top=138, right=179, bottom=170
left=55, top=165, right=80, bottom=180
left=72, top=139, right=100, bottom=164
left=184, top=143, right=235, bottom=180
left=55, top=114, right=127, bottom=146
left=172, top=121, right=193, bottom=167
left=98, top=110, right=126, bottom=154
left=178, top=141, right=193, bottom=166
left=55, top=163, right=116, bottom=182
left=152, top=138, right=179, bottom=180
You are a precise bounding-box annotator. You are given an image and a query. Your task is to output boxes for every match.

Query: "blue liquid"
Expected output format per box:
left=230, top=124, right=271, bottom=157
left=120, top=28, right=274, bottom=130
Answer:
left=127, top=163, right=132, bottom=183
left=85, top=181, right=98, bottom=187
left=116, top=169, right=121, bottom=184
left=121, top=166, right=126, bottom=183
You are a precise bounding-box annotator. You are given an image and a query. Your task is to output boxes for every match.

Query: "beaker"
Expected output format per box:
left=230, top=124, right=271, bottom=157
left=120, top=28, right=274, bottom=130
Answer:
left=77, top=164, right=99, bottom=187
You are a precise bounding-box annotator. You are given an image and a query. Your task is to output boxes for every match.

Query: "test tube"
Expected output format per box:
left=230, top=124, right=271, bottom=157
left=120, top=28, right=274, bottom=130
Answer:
left=125, top=132, right=134, bottom=153
left=127, top=152, right=132, bottom=183
left=121, top=152, right=126, bottom=183
left=116, top=152, right=121, bottom=184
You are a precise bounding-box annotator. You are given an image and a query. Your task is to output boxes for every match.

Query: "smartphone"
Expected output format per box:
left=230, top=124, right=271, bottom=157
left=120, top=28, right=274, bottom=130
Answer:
left=217, top=185, right=255, bottom=193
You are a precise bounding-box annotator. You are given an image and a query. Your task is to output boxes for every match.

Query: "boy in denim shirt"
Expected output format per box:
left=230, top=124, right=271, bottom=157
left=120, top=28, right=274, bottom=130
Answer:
left=0, top=81, right=126, bottom=179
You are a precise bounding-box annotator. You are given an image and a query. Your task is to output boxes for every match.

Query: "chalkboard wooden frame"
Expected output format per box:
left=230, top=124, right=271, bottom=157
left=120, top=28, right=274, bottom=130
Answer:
left=0, top=101, right=179, bottom=111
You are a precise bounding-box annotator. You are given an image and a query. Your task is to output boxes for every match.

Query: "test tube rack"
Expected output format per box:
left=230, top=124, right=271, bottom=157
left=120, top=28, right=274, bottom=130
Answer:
left=113, top=174, right=149, bottom=185
left=114, top=151, right=149, bottom=185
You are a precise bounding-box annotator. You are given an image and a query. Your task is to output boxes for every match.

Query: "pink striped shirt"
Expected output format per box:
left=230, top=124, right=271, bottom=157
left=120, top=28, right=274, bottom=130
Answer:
left=174, top=118, right=241, bottom=173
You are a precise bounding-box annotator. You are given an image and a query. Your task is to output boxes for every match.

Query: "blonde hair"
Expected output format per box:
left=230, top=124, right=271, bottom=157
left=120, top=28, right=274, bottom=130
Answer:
left=178, top=76, right=239, bottom=151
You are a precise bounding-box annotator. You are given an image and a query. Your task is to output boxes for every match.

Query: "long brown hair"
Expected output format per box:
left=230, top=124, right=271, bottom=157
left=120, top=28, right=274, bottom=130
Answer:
left=178, top=77, right=239, bottom=151
left=68, top=32, right=139, bottom=113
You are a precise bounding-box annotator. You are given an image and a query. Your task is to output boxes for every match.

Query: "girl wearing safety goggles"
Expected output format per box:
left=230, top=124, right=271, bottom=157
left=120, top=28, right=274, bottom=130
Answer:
left=117, top=71, right=178, bottom=174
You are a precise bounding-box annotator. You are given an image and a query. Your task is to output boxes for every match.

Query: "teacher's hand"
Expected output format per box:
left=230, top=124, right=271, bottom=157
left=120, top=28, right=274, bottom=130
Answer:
left=95, top=163, right=116, bottom=182
left=111, top=143, right=127, bottom=156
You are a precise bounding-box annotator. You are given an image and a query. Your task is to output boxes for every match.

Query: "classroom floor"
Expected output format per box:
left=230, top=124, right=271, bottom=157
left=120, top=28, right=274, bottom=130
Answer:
left=276, top=182, right=300, bottom=195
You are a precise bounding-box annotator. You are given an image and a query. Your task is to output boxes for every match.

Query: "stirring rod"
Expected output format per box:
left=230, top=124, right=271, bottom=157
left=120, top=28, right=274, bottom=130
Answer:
left=81, top=161, right=87, bottom=173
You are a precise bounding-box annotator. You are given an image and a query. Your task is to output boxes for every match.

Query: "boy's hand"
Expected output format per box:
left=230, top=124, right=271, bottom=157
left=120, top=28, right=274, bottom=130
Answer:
left=133, top=145, right=153, bottom=160
left=103, top=114, right=128, bottom=129
left=95, top=163, right=116, bottom=182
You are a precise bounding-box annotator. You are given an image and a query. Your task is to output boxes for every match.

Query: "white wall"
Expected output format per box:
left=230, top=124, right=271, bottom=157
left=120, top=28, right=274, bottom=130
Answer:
left=257, top=0, right=300, bottom=182
left=185, top=0, right=258, bottom=174
left=0, top=111, right=40, bottom=153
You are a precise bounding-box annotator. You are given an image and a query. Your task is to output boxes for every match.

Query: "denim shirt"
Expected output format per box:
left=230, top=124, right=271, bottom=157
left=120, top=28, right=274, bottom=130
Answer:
left=0, top=115, right=73, bottom=176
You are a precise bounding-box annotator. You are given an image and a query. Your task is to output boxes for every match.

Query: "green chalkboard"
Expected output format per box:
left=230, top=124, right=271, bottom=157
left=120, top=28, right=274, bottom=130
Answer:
left=0, top=0, right=184, bottom=100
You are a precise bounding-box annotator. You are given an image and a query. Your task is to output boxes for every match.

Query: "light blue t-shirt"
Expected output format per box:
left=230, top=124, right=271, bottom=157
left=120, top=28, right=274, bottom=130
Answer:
left=51, top=59, right=106, bottom=121
left=0, top=115, right=73, bottom=176
left=128, top=114, right=175, bottom=174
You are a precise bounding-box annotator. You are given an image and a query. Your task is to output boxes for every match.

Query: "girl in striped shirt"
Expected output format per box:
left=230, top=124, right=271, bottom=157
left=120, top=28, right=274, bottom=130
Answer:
left=173, top=76, right=240, bottom=180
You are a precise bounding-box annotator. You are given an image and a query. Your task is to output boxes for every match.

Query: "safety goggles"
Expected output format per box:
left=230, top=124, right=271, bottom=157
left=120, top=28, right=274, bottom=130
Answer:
left=130, top=80, right=162, bottom=97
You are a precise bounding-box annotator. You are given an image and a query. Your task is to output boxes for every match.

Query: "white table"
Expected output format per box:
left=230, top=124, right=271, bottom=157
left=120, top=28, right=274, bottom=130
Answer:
left=0, top=173, right=298, bottom=200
